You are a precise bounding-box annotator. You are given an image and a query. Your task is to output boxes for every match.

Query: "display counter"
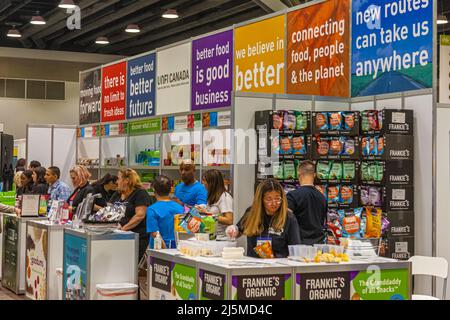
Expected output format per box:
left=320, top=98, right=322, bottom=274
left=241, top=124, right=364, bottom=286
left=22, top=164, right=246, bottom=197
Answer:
left=148, top=249, right=411, bottom=300
left=25, top=220, right=66, bottom=300
left=62, top=228, right=138, bottom=300
left=1, top=213, right=47, bottom=294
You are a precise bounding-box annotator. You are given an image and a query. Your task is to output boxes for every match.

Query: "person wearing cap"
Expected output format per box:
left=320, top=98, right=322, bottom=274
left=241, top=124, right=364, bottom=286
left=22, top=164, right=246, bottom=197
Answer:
left=173, top=160, right=207, bottom=208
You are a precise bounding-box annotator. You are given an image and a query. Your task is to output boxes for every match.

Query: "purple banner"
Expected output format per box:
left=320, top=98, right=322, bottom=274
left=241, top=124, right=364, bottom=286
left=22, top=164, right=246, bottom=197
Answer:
left=191, top=30, right=233, bottom=111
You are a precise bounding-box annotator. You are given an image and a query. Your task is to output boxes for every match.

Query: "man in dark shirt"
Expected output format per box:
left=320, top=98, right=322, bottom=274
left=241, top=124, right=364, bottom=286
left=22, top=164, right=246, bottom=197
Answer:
left=287, top=160, right=327, bottom=245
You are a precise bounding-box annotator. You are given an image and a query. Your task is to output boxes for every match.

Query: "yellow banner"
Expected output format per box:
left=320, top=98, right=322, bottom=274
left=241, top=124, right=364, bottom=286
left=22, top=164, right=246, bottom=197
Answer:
left=234, top=15, right=286, bottom=94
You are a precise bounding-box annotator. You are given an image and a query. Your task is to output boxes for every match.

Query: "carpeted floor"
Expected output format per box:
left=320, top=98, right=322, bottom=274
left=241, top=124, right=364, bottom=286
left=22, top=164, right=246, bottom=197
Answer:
left=0, top=282, right=26, bottom=300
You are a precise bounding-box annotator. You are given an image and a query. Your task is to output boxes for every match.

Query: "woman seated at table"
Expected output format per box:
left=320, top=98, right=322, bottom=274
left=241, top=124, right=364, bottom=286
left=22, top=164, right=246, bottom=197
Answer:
left=226, top=179, right=300, bottom=258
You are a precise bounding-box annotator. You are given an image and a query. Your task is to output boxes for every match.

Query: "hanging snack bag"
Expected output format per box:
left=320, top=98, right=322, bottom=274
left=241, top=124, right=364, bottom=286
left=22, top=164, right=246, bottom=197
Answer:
left=343, top=162, right=356, bottom=180
left=328, top=185, right=340, bottom=205
left=381, top=216, right=390, bottom=235
left=361, top=162, right=371, bottom=181
left=369, top=187, right=383, bottom=207
left=340, top=185, right=354, bottom=205
left=284, top=161, right=296, bottom=180
left=368, top=111, right=379, bottom=131
left=273, top=162, right=284, bottom=179
left=316, top=185, right=327, bottom=200
left=377, top=136, right=385, bottom=156
left=329, top=137, right=344, bottom=155
left=369, top=137, right=377, bottom=156
left=317, top=137, right=330, bottom=156
left=343, top=138, right=355, bottom=156
left=329, top=162, right=343, bottom=180
left=254, top=241, right=275, bottom=259
left=273, top=112, right=283, bottom=130
left=365, top=207, right=382, bottom=238
left=315, top=113, right=329, bottom=130
left=280, top=136, right=293, bottom=155
left=359, top=208, right=367, bottom=238
left=295, top=111, right=308, bottom=131
left=343, top=112, right=356, bottom=130
left=272, top=136, right=280, bottom=155
left=283, top=111, right=297, bottom=130
left=375, top=162, right=384, bottom=182
left=316, top=161, right=332, bottom=180
left=339, top=208, right=363, bottom=239
left=329, top=112, right=343, bottom=130
left=361, top=137, right=369, bottom=156
left=378, top=111, right=384, bottom=130
left=361, top=112, right=370, bottom=132
left=292, top=136, right=306, bottom=155
left=180, top=207, right=204, bottom=234
left=360, top=186, right=370, bottom=206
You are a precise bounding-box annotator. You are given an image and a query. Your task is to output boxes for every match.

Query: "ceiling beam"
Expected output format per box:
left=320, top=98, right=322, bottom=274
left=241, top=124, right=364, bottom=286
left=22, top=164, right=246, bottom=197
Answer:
left=100, top=2, right=257, bottom=54
left=252, top=0, right=287, bottom=12
left=0, top=0, right=32, bottom=23
left=0, top=0, right=11, bottom=15
left=87, top=0, right=235, bottom=53
left=49, top=0, right=161, bottom=50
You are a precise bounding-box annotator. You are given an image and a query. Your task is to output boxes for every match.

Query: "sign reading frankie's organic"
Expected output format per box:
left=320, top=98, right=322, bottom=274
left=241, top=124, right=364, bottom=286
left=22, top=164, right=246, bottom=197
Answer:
left=79, top=68, right=101, bottom=125
left=232, top=274, right=292, bottom=300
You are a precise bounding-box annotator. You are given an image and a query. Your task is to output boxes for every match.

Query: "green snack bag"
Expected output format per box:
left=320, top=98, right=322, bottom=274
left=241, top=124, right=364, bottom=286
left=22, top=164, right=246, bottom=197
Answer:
left=203, top=216, right=217, bottom=240
left=316, top=161, right=331, bottom=180
left=295, top=111, right=308, bottom=131
left=343, top=162, right=356, bottom=180
left=361, top=162, right=371, bottom=181
left=369, top=163, right=379, bottom=181
left=284, top=161, right=296, bottom=180
left=361, top=112, right=370, bottom=132
left=329, top=162, right=343, bottom=180
left=375, top=162, right=384, bottom=182
left=273, top=162, right=284, bottom=179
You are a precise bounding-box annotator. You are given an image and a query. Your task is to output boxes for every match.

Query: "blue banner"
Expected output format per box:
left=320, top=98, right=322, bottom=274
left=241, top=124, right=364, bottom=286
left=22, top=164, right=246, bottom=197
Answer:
left=63, top=233, right=87, bottom=300
left=126, top=53, right=156, bottom=119
left=352, top=0, right=433, bottom=97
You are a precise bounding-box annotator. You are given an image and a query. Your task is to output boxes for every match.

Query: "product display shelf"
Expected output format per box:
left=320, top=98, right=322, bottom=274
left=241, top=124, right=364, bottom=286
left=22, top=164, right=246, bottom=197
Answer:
left=130, top=165, right=161, bottom=170
left=147, top=249, right=412, bottom=300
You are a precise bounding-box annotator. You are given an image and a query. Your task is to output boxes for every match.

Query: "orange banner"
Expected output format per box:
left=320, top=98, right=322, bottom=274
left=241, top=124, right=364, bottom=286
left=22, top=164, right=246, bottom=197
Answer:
left=287, top=0, right=350, bottom=97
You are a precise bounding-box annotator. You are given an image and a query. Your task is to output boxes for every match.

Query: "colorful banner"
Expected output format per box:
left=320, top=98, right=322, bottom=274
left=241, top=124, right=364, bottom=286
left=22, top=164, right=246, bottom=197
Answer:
left=63, top=233, right=87, bottom=300
left=232, top=274, right=292, bottom=300
left=199, top=269, right=226, bottom=300
left=234, top=15, right=285, bottom=94
left=351, top=0, right=433, bottom=97
left=157, top=43, right=191, bottom=115
left=2, top=215, right=19, bottom=293
left=287, top=0, right=350, bottom=97
left=79, top=68, right=101, bottom=125
left=25, top=225, right=48, bottom=300
left=129, top=118, right=161, bottom=135
left=102, top=123, right=128, bottom=136
left=440, top=35, right=450, bottom=103
left=192, top=30, right=233, bottom=111
left=102, top=61, right=127, bottom=122
left=172, top=263, right=197, bottom=300
left=127, top=53, right=156, bottom=119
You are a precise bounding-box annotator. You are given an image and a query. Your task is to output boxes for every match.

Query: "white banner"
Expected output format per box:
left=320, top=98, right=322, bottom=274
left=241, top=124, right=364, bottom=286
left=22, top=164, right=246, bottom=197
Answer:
left=440, top=35, right=450, bottom=104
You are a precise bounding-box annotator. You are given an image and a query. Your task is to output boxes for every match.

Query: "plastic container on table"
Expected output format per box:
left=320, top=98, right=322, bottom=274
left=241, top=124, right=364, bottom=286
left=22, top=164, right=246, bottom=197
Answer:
left=96, top=283, right=139, bottom=300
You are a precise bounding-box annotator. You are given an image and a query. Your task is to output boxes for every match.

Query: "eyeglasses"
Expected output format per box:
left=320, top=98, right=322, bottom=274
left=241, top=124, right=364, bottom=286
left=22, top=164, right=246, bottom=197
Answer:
left=263, top=198, right=282, bottom=204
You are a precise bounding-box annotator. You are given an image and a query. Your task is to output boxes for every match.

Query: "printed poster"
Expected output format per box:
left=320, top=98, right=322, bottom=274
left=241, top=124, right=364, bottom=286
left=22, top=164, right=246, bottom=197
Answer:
left=25, top=225, right=48, bottom=300
left=192, top=30, right=233, bottom=111
left=234, top=15, right=285, bottom=94
left=351, top=0, right=433, bottom=97
left=102, top=61, right=127, bottom=122
left=287, top=0, right=350, bottom=97
left=79, top=68, right=102, bottom=125
left=63, top=233, right=87, bottom=300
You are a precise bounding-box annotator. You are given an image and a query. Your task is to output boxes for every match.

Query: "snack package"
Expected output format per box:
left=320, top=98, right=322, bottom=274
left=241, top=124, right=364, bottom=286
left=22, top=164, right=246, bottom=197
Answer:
left=361, top=112, right=370, bottom=132
left=361, top=162, right=371, bottom=181
left=340, top=185, right=354, bottom=204
left=328, top=209, right=340, bottom=222
left=272, top=162, right=284, bottom=179
left=369, top=187, right=383, bottom=206
left=328, top=185, right=340, bottom=205
left=283, top=184, right=297, bottom=194
left=329, top=137, right=344, bottom=155
left=368, top=163, right=379, bottom=181
left=295, top=112, right=308, bottom=131
left=381, top=216, right=390, bottom=235
left=280, top=136, right=293, bottom=155
left=327, top=219, right=343, bottom=244
left=273, top=112, right=283, bottom=130
left=316, top=185, right=328, bottom=202
left=329, top=112, right=343, bottom=130
left=283, top=111, right=297, bottom=130
left=180, top=207, right=205, bottom=234
left=343, top=112, right=356, bottom=130
left=292, top=136, right=306, bottom=155
left=316, top=137, right=330, bottom=156
left=375, top=162, right=384, bottom=182
left=359, top=209, right=367, bottom=238
left=343, top=138, right=355, bottom=156
left=316, top=161, right=332, bottom=180
left=377, top=136, right=385, bottom=156
left=368, top=111, right=379, bottom=131
left=360, top=186, right=370, bottom=206
left=378, top=111, right=384, bottom=130
left=329, top=162, right=343, bottom=180
left=361, top=137, right=369, bottom=156
left=369, top=137, right=377, bottom=156
left=343, top=162, right=356, bottom=180
left=284, top=161, right=296, bottom=180
left=272, top=136, right=280, bottom=155
left=365, top=207, right=382, bottom=238
left=339, top=208, right=363, bottom=239
left=315, top=113, right=329, bottom=130
left=254, top=241, right=274, bottom=259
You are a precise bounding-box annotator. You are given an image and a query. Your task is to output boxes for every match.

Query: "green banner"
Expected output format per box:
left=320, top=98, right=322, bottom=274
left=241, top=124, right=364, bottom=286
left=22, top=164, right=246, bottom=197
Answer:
left=351, top=268, right=409, bottom=300
left=129, top=119, right=161, bottom=135
left=172, top=263, right=197, bottom=300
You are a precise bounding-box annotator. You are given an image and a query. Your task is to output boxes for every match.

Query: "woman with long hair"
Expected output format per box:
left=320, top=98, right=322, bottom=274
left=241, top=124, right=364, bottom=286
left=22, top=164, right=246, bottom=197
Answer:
left=31, top=166, right=49, bottom=195
left=68, top=165, right=94, bottom=218
left=227, top=179, right=300, bottom=258
left=196, top=169, right=233, bottom=239
left=110, top=168, right=152, bottom=260
left=16, top=170, right=34, bottom=196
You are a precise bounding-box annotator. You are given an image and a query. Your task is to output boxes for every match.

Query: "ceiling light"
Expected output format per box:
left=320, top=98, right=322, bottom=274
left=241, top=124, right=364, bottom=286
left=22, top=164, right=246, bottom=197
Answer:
left=162, top=9, right=179, bottom=19
left=30, top=15, right=46, bottom=25
left=125, top=24, right=140, bottom=33
left=7, top=28, right=21, bottom=38
left=58, top=0, right=76, bottom=9
left=95, top=36, right=109, bottom=45
left=438, top=14, right=448, bottom=25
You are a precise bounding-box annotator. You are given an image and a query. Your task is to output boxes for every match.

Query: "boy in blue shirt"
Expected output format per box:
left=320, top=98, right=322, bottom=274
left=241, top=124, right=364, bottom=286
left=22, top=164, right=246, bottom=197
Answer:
left=147, top=175, right=184, bottom=249
left=174, top=160, right=208, bottom=207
